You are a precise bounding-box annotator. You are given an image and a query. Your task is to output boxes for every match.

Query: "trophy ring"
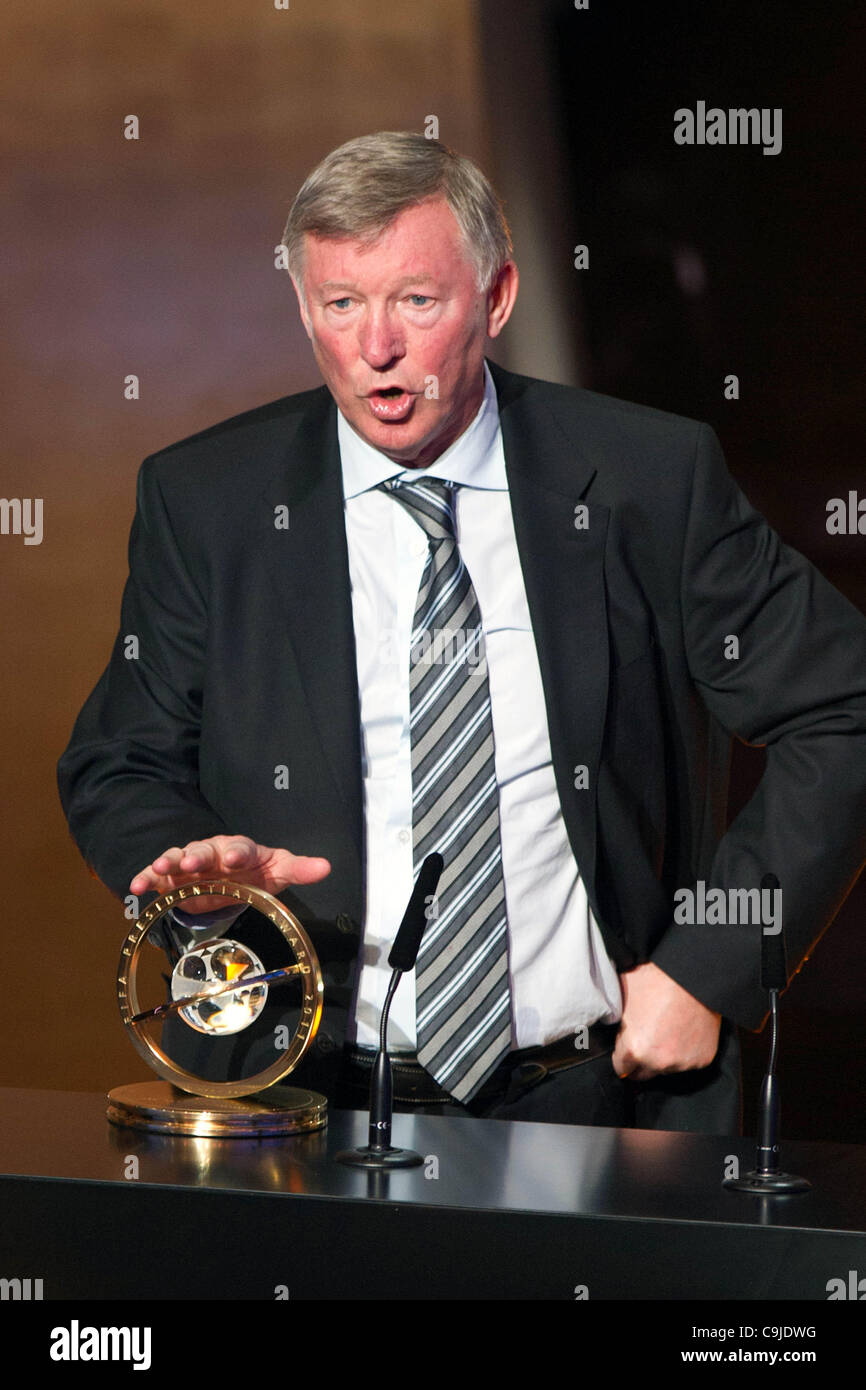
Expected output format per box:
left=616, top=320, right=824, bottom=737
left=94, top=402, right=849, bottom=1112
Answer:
left=107, top=880, right=327, bottom=1138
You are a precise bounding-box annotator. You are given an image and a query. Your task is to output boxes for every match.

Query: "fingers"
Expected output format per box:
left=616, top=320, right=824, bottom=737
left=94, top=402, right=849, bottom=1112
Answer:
left=181, top=838, right=256, bottom=873
left=279, top=852, right=331, bottom=885
left=611, top=962, right=721, bottom=1081
left=611, top=1035, right=641, bottom=1082
left=128, top=870, right=157, bottom=895
left=129, top=837, right=332, bottom=898
left=612, top=1026, right=716, bottom=1082
left=129, top=836, right=254, bottom=896
left=129, top=849, right=183, bottom=895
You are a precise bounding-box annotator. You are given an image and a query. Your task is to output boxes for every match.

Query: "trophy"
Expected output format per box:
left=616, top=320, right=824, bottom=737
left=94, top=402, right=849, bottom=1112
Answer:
left=107, top=881, right=327, bottom=1138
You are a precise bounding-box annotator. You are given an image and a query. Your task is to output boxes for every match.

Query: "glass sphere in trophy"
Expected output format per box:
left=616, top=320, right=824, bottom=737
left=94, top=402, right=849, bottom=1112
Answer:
left=107, top=881, right=327, bottom=1137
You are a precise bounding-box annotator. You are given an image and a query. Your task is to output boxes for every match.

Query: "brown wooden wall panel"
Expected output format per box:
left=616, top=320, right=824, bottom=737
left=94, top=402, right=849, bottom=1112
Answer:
left=0, top=0, right=489, bottom=1094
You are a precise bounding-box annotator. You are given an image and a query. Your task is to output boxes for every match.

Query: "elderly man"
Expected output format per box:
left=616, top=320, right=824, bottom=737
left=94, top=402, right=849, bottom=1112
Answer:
left=58, top=131, right=866, bottom=1132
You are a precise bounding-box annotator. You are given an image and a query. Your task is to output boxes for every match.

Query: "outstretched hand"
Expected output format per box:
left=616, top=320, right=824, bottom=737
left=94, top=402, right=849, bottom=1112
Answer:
left=129, top=835, right=331, bottom=915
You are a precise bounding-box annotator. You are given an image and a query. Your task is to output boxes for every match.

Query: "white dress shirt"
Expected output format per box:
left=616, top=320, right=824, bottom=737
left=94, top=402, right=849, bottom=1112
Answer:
left=341, top=362, right=622, bottom=1051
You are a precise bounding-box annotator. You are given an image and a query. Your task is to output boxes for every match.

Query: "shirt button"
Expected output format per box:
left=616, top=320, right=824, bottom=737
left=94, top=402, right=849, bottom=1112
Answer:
left=398, top=829, right=410, bottom=844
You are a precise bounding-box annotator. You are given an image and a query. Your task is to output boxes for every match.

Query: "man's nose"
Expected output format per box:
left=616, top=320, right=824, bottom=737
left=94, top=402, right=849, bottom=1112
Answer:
left=357, top=309, right=405, bottom=368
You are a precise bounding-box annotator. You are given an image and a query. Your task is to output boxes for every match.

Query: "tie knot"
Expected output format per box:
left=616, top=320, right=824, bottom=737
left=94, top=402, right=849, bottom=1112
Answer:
left=380, top=477, right=457, bottom=543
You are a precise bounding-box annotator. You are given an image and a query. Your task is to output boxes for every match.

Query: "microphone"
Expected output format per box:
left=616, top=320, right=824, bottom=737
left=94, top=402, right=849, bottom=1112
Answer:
left=336, top=853, right=443, bottom=1170
left=761, top=899, right=787, bottom=992
left=724, top=874, right=810, bottom=1195
left=389, top=852, right=444, bottom=971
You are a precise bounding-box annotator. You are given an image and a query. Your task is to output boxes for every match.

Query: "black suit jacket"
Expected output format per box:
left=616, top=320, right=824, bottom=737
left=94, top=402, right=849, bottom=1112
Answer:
left=58, top=360, right=866, bottom=1128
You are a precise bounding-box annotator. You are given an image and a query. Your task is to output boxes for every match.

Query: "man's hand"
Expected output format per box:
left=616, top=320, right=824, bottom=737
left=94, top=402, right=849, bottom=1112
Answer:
left=612, top=961, right=721, bottom=1081
left=129, top=835, right=331, bottom=915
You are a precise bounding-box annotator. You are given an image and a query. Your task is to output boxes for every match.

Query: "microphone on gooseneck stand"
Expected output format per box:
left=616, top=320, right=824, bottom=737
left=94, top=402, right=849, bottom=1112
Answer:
left=724, top=874, right=811, bottom=1195
left=336, top=853, right=444, bottom=1170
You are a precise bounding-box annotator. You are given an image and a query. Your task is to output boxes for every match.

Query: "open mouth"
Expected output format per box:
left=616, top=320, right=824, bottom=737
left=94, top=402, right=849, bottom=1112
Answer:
left=366, top=387, right=415, bottom=421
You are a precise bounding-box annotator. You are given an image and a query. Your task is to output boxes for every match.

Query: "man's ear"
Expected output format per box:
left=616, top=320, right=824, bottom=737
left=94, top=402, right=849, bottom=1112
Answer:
left=290, top=276, right=313, bottom=340
left=486, top=260, right=519, bottom=340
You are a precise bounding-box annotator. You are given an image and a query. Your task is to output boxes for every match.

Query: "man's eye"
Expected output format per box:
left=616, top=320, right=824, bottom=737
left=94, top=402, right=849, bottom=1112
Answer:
left=330, top=298, right=352, bottom=310
left=408, top=294, right=431, bottom=306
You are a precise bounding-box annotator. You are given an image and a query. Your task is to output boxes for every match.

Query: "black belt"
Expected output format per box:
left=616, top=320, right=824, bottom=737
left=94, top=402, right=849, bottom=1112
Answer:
left=342, top=1022, right=619, bottom=1107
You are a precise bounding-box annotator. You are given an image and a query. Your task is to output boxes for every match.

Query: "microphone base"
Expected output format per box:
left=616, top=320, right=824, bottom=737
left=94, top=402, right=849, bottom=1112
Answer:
left=335, top=1144, right=424, bottom=1170
left=724, top=1169, right=811, bottom=1195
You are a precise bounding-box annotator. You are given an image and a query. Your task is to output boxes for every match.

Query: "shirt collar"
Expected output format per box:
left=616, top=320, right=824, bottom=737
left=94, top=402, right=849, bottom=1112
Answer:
left=338, top=359, right=505, bottom=499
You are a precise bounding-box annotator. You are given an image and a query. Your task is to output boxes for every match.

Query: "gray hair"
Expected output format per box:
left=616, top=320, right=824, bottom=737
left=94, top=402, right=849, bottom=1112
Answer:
left=281, top=131, right=512, bottom=297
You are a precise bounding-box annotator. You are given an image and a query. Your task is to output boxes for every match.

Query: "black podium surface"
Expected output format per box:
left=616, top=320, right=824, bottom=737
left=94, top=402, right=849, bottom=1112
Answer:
left=0, top=1087, right=864, bottom=1300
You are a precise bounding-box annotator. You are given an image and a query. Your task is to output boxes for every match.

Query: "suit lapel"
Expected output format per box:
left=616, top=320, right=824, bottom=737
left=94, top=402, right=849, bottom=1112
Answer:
left=258, top=388, right=364, bottom=865
left=489, top=361, right=611, bottom=901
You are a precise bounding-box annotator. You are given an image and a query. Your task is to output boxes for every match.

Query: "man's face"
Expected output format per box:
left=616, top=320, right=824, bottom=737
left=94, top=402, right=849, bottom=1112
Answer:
left=292, top=196, right=517, bottom=469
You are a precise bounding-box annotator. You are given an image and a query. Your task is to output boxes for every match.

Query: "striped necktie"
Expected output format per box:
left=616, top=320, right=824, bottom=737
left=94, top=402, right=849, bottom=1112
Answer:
left=381, top=477, right=512, bottom=1102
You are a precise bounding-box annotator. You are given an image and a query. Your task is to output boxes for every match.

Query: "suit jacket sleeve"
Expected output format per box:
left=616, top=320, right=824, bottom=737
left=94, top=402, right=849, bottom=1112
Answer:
left=650, top=423, right=866, bottom=1027
left=57, top=454, right=230, bottom=899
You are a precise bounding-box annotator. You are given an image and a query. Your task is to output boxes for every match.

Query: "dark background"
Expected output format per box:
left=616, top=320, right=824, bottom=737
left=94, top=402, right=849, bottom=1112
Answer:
left=2, top=0, right=863, bottom=1140
left=543, top=0, right=866, bottom=1138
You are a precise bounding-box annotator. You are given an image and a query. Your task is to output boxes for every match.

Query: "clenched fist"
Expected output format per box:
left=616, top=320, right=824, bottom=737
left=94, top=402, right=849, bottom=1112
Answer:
left=612, top=961, right=721, bottom=1081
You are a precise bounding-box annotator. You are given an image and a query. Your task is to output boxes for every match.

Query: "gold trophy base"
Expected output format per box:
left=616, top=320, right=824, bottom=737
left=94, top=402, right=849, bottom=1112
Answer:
left=107, top=1081, right=328, bottom=1138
